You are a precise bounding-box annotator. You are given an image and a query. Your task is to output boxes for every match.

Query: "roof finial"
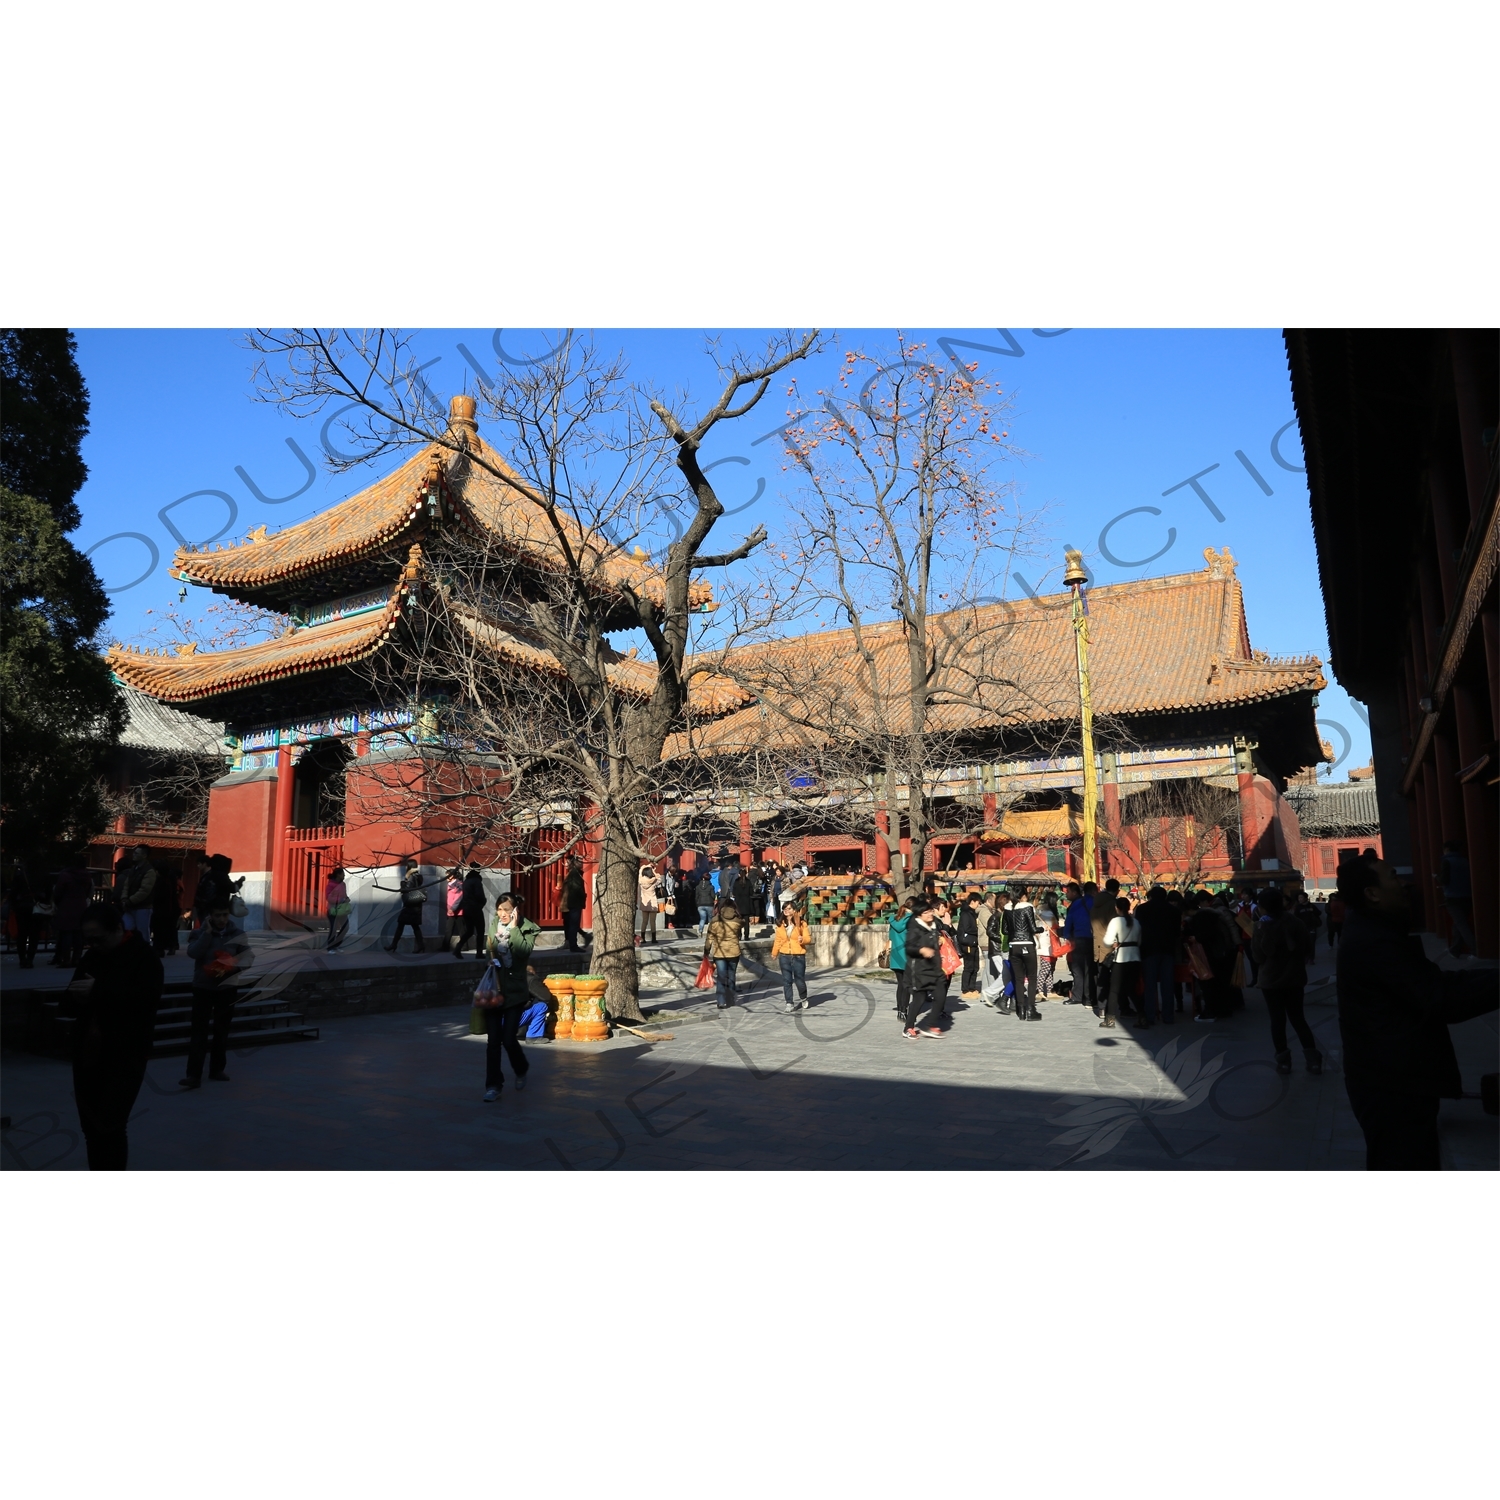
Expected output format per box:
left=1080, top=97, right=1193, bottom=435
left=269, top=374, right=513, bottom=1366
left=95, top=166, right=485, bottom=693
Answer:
left=1203, top=545, right=1237, bottom=578
left=448, top=394, right=478, bottom=440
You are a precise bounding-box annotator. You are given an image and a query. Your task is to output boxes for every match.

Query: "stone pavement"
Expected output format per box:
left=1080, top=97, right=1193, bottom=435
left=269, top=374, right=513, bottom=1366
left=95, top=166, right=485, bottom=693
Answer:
left=4, top=937, right=1496, bottom=1171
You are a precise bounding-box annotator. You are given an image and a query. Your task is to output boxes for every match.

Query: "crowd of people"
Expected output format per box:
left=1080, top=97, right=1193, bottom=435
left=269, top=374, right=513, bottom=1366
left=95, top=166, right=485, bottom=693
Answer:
left=877, top=875, right=1349, bottom=1068
left=633, top=854, right=798, bottom=944
left=12, top=836, right=1494, bottom=1173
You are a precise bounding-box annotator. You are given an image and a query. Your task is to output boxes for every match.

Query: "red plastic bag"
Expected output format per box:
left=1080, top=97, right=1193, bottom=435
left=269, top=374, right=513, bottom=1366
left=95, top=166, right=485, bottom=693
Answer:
left=938, top=934, right=962, bottom=977
left=694, top=956, right=715, bottom=989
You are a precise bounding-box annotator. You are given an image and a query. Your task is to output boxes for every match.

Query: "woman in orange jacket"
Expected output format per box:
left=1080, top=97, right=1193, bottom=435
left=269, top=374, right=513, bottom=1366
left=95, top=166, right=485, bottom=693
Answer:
left=771, top=903, right=812, bottom=1011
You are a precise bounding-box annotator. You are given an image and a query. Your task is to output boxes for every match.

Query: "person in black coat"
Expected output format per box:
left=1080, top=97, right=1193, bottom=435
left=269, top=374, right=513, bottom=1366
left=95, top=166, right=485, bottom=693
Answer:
left=694, top=870, right=717, bottom=934
left=1136, top=885, right=1181, bottom=1024
left=452, top=866, right=487, bottom=958
left=62, top=901, right=164, bottom=1169
left=150, top=857, right=182, bottom=956
left=1336, top=855, right=1498, bottom=1169
left=956, top=891, right=983, bottom=998
left=559, top=858, right=587, bottom=952
left=731, top=867, right=754, bottom=941
left=1250, top=887, right=1321, bottom=1074
left=901, top=899, right=947, bottom=1039
left=7, top=859, right=38, bottom=968
left=1184, top=896, right=1236, bottom=1020
left=1001, top=887, right=1042, bottom=1020
left=194, top=853, right=243, bottom=924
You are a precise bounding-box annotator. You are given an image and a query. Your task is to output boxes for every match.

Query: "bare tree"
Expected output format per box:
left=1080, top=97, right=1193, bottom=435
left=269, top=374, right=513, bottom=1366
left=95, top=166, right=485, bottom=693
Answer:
left=1101, top=774, right=1243, bottom=889
left=133, top=595, right=286, bottom=653
left=680, top=341, right=1059, bottom=897
left=247, top=329, right=819, bottom=1021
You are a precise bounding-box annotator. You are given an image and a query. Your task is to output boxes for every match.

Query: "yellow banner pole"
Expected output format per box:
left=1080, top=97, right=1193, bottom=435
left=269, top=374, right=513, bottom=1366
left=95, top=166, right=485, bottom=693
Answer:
left=1065, top=550, right=1099, bottom=886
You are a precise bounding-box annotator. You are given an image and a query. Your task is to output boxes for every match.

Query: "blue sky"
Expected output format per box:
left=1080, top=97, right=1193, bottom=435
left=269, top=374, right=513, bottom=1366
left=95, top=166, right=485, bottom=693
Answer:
left=70, top=327, right=1370, bottom=778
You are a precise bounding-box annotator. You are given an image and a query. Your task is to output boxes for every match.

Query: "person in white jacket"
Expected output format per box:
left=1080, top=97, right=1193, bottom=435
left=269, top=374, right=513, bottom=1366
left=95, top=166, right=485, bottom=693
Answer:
left=1101, top=897, right=1143, bottom=1029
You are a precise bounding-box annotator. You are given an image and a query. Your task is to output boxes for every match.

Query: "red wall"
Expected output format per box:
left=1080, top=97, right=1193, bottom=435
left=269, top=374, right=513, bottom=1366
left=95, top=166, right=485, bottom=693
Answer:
left=205, top=772, right=278, bottom=870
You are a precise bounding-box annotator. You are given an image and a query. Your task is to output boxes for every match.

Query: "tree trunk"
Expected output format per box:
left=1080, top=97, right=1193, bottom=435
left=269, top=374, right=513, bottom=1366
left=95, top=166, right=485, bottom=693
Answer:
left=596, top=815, right=646, bottom=1023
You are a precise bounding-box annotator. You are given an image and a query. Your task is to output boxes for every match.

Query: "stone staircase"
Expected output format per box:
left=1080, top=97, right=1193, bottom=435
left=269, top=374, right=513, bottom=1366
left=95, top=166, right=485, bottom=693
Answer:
left=148, top=982, right=320, bottom=1057
left=17, top=981, right=319, bottom=1058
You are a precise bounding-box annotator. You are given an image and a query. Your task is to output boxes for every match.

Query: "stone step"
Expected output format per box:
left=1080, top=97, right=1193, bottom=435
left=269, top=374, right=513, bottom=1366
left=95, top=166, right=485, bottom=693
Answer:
left=150, top=1018, right=320, bottom=1057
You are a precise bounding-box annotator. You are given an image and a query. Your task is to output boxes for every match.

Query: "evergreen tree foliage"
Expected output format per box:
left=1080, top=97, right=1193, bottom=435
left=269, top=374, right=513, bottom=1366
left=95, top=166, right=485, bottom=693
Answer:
left=1, top=328, right=92, bottom=531
left=1, top=486, right=125, bottom=852
left=0, top=329, right=122, bottom=854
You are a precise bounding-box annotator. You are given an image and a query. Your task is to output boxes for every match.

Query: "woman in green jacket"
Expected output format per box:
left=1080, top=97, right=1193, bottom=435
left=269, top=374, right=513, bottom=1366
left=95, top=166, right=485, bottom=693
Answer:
left=482, top=891, right=541, bottom=1101
left=886, top=899, right=914, bottom=1018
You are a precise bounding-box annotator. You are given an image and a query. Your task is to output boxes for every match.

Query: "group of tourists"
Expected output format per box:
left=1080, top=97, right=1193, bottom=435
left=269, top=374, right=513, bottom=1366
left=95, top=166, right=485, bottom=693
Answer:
left=880, top=875, right=1354, bottom=1077
left=27, top=830, right=1496, bottom=1172
left=635, top=856, right=791, bottom=944
left=1, top=844, right=242, bottom=970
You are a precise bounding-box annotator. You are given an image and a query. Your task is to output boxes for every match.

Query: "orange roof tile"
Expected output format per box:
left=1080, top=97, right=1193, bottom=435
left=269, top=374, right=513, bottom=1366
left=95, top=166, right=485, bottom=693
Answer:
left=173, top=403, right=712, bottom=611
left=451, top=607, right=749, bottom=715
left=672, top=556, right=1325, bottom=756
left=109, top=547, right=422, bottom=704
left=113, top=535, right=747, bottom=718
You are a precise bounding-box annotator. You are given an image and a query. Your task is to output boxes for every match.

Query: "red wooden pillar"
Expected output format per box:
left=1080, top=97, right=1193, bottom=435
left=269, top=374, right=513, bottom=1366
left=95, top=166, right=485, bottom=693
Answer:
left=739, top=808, right=752, bottom=867
left=874, top=810, right=891, bottom=875
left=1236, top=769, right=1278, bottom=870
left=269, top=744, right=294, bottom=911
left=579, top=801, right=601, bottom=931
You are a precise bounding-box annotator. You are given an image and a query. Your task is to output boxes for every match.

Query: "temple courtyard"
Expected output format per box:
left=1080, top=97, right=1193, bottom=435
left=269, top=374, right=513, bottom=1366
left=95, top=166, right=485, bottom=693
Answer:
left=3, top=938, right=1495, bottom=1171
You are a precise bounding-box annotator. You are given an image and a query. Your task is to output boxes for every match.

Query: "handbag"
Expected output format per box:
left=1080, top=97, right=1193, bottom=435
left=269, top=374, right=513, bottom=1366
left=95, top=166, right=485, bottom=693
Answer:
left=694, top=955, right=715, bottom=989
left=938, top=933, right=962, bottom=977
left=473, top=963, right=503, bottom=1007
left=330, top=900, right=352, bottom=917
left=229, top=894, right=248, bottom=918
left=1231, top=950, right=1246, bottom=989
left=1184, top=936, right=1214, bottom=981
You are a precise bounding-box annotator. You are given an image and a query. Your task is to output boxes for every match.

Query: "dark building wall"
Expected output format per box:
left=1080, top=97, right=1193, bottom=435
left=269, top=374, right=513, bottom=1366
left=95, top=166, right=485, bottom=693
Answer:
left=1287, top=329, right=1498, bottom=954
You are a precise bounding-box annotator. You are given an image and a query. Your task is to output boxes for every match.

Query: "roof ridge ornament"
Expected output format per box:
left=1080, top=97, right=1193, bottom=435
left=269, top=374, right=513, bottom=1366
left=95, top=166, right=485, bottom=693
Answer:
left=1203, top=545, right=1237, bottom=578
left=447, top=394, right=478, bottom=450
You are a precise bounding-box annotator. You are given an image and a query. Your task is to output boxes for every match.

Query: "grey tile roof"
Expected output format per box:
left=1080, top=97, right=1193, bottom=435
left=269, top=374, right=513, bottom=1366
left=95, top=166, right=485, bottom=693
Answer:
left=1283, top=779, right=1381, bottom=834
left=118, top=685, right=225, bottom=755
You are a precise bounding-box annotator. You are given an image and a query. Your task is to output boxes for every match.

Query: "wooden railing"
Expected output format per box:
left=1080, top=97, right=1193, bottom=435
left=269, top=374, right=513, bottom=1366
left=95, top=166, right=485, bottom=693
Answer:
left=284, top=825, right=344, bottom=917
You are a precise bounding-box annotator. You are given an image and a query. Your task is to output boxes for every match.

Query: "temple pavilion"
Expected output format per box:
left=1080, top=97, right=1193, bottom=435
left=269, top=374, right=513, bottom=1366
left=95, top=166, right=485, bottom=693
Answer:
left=109, top=397, right=1329, bottom=932
left=674, top=547, right=1328, bottom=885
left=105, top=396, right=728, bottom=930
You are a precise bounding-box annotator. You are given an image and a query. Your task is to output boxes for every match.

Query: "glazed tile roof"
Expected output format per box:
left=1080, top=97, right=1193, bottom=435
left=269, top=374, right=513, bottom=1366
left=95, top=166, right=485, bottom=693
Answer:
left=108, top=547, right=422, bottom=703
left=1282, top=780, right=1381, bottom=834
left=171, top=407, right=712, bottom=611
left=672, top=553, right=1325, bottom=756
left=118, top=685, right=225, bottom=754
left=451, top=607, right=750, bottom=714
left=110, top=538, right=746, bottom=718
